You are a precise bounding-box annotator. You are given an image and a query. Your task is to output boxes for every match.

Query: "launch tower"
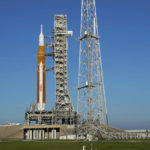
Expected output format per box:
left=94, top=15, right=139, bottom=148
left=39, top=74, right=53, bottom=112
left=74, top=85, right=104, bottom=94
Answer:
left=77, top=0, right=108, bottom=136
left=46, top=15, right=74, bottom=112
left=53, top=15, right=74, bottom=111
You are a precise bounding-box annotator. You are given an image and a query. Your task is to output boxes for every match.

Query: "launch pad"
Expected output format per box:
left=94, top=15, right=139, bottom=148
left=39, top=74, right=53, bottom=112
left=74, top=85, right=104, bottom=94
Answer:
left=0, top=0, right=148, bottom=142
left=24, top=1, right=146, bottom=141
left=25, top=110, right=78, bottom=125
left=24, top=3, right=108, bottom=139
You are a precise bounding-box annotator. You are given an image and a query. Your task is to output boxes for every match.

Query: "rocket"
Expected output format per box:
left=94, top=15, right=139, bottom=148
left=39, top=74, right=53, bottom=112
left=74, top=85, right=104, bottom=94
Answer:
left=37, top=24, right=46, bottom=111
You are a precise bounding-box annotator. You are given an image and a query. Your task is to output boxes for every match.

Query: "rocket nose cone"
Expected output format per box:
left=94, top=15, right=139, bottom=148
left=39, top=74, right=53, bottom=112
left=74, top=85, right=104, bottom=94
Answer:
left=39, top=24, right=44, bottom=46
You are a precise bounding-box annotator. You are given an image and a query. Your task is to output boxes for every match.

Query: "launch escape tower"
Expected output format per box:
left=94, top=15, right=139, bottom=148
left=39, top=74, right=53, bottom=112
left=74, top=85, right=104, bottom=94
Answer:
left=77, top=0, right=108, bottom=136
left=25, top=15, right=76, bottom=125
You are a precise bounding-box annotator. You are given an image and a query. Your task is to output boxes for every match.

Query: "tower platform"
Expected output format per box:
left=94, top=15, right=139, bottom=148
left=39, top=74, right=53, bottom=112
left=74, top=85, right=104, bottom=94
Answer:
left=25, top=110, right=78, bottom=125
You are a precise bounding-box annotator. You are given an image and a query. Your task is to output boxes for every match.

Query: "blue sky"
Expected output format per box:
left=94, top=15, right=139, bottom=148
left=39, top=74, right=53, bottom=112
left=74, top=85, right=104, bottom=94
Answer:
left=0, top=0, right=150, bottom=129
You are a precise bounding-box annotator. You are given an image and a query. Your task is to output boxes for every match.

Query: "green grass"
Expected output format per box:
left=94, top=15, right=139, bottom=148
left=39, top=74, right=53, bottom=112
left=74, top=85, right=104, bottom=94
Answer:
left=0, top=141, right=150, bottom=150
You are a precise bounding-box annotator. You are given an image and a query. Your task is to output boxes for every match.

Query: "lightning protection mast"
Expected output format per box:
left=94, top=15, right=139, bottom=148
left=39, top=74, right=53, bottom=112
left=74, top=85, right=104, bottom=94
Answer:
left=77, top=0, right=108, bottom=135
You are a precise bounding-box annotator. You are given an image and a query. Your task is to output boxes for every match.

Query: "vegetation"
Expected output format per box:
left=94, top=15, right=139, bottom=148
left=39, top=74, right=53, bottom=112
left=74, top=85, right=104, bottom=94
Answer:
left=0, top=141, right=150, bottom=150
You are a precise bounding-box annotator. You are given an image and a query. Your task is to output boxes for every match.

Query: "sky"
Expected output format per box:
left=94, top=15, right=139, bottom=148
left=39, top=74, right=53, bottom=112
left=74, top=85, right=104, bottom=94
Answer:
left=0, top=0, right=150, bottom=129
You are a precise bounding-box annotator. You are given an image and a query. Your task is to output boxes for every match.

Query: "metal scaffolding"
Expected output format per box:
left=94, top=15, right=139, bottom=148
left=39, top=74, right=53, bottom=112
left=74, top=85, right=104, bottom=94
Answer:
left=53, top=15, right=74, bottom=112
left=77, top=0, right=108, bottom=137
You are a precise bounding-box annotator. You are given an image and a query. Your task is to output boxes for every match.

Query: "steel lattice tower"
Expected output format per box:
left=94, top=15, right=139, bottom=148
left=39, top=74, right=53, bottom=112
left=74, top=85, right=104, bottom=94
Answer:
left=77, top=0, right=108, bottom=127
left=53, top=15, right=74, bottom=111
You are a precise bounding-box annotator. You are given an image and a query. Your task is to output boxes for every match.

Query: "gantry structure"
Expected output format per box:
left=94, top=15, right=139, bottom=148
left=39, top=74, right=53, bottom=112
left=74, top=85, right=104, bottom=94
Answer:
left=53, top=15, right=74, bottom=112
left=77, top=0, right=108, bottom=137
